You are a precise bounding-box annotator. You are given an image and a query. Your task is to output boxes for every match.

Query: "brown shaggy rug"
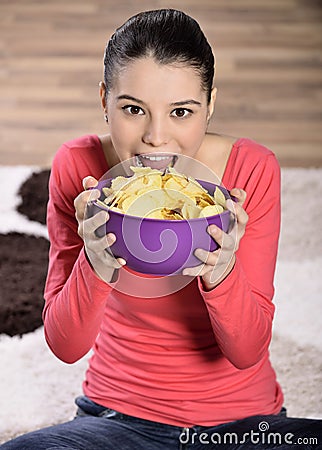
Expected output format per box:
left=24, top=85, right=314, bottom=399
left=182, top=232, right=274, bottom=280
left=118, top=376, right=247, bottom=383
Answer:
left=0, top=170, right=50, bottom=336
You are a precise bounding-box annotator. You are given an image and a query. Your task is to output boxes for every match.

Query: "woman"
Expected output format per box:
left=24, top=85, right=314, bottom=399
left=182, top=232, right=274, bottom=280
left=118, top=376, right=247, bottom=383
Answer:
left=2, top=9, right=321, bottom=450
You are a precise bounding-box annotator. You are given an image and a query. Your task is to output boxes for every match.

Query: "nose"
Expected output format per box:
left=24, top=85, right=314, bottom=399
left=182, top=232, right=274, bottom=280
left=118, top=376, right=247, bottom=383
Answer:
left=142, top=116, right=169, bottom=147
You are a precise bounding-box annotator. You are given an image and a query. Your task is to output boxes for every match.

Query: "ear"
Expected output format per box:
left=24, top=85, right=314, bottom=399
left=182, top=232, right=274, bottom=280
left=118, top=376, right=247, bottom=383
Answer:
left=99, top=81, right=107, bottom=111
left=207, top=87, right=217, bottom=122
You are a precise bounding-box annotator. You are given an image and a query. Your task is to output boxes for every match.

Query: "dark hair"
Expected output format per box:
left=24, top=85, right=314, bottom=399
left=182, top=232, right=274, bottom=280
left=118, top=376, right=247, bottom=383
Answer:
left=104, top=9, right=215, bottom=102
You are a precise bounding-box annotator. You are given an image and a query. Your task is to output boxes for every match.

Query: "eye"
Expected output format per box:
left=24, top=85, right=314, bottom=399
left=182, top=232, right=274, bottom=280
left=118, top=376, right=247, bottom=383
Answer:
left=171, top=108, right=192, bottom=118
left=122, top=105, right=144, bottom=115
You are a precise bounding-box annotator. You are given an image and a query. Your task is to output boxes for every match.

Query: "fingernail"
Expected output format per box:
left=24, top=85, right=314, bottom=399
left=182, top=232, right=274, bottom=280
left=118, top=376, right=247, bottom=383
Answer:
left=107, top=233, right=115, bottom=245
left=83, top=176, right=91, bottom=189
left=194, top=248, right=204, bottom=258
left=208, top=225, right=218, bottom=234
left=83, top=176, right=98, bottom=190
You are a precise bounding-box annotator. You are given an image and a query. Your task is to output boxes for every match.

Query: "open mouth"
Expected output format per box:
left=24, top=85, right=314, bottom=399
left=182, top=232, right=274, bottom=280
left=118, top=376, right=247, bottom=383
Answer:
left=135, top=153, right=178, bottom=171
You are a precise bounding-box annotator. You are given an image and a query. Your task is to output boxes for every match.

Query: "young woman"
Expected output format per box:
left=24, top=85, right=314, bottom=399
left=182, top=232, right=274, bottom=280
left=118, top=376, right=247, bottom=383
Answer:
left=2, top=9, right=321, bottom=450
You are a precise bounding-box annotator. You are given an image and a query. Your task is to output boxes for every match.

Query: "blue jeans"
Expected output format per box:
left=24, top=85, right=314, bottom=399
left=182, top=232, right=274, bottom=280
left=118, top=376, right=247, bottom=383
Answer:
left=1, top=396, right=321, bottom=449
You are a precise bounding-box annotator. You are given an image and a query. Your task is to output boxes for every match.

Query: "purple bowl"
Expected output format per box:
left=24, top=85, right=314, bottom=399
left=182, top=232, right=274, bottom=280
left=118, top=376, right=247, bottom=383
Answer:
left=90, top=179, right=233, bottom=276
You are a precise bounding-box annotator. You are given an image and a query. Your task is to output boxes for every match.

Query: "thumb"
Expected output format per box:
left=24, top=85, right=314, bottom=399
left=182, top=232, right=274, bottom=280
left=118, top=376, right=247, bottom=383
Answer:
left=229, top=188, right=246, bottom=206
left=82, top=176, right=98, bottom=190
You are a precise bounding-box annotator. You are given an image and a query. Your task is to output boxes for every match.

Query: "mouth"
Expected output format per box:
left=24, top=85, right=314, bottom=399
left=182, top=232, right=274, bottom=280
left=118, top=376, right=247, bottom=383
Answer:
left=135, top=153, right=178, bottom=171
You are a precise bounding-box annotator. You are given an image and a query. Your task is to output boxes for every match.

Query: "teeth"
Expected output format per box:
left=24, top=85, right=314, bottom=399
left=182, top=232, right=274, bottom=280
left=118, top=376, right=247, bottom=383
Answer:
left=135, top=154, right=178, bottom=168
left=141, top=155, right=171, bottom=161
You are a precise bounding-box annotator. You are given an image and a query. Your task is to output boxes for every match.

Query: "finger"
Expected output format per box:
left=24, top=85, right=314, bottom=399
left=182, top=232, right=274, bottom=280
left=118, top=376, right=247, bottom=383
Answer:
left=226, top=200, right=248, bottom=228
left=182, top=262, right=206, bottom=277
left=182, top=259, right=220, bottom=278
left=194, top=247, right=219, bottom=267
left=74, top=189, right=100, bottom=220
left=194, top=245, right=233, bottom=270
left=102, top=245, right=127, bottom=269
left=234, top=202, right=248, bottom=227
left=83, top=210, right=109, bottom=236
left=207, top=224, right=223, bottom=247
left=105, top=257, right=125, bottom=270
left=83, top=176, right=98, bottom=190
left=226, top=189, right=246, bottom=221
left=207, top=225, right=235, bottom=251
left=192, top=225, right=223, bottom=265
left=102, top=244, right=127, bottom=269
left=86, top=236, right=126, bottom=270
left=229, top=188, right=246, bottom=207
left=88, top=233, right=113, bottom=252
left=88, top=243, right=125, bottom=270
left=116, top=257, right=127, bottom=267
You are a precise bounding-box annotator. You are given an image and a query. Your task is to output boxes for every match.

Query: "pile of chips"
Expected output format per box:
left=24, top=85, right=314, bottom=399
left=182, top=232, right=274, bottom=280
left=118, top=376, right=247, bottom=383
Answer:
left=96, top=167, right=227, bottom=220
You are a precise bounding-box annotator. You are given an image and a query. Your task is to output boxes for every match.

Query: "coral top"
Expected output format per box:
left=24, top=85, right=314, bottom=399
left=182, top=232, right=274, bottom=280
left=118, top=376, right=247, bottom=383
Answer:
left=43, top=134, right=284, bottom=427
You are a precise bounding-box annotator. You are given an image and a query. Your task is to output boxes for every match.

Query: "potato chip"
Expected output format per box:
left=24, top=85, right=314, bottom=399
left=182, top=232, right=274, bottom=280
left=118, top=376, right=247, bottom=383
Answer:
left=195, top=194, right=214, bottom=208
left=110, top=176, right=129, bottom=191
left=161, top=208, right=183, bottom=220
left=199, top=205, right=224, bottom=217
left=126, top=195, right=159, bottom=217
left=181, top=203, right=202, bottom=219
left=120, top=194, right=137, bottom=212
left=145, top=174, right=163, bottom=189
left=98, top=166, right=228, bottom=220
left=146, top=209, right=165, bottom=219
left=163, top=176, right=187, bottom=192
left=131, top=166, right=161, bottom=176
left=184, top=178, right=208, bottom=197
left=102, top=187, right=113, bottom=197
left=213, top=186, right=226, bottom=207
left=163, top=189, right=193, bottom=209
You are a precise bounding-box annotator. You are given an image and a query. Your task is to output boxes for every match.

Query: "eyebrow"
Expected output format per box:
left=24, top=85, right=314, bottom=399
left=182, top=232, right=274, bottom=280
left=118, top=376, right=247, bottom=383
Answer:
left=117, top=95, right=145, bottom=104
left=116, top=94, right=202, bottom=107
left=170, top=100, right=202, bottom=107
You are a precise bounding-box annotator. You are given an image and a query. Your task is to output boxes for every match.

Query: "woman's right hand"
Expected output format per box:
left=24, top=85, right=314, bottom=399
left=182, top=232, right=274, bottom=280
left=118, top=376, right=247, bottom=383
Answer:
left=74, top=176, right=126, bottom=283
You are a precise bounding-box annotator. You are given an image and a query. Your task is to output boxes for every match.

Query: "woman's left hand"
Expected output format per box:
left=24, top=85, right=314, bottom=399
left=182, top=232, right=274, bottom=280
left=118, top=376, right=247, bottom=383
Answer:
left=182, top=188, right=248, bottom=291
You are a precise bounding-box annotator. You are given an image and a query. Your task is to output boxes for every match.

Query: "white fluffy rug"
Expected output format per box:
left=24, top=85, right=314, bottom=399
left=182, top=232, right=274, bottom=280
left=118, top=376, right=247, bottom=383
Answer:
left=0, top=166, right=321, bottom=443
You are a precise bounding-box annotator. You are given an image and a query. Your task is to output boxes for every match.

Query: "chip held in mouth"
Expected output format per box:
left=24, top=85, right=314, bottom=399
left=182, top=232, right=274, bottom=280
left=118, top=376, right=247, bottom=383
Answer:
left=96, top=166, right=226, bottom=220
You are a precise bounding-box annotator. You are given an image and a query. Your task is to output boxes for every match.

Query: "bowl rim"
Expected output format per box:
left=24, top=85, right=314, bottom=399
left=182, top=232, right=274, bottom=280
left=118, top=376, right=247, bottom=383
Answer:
left=91, top=178, right=234, bottom=223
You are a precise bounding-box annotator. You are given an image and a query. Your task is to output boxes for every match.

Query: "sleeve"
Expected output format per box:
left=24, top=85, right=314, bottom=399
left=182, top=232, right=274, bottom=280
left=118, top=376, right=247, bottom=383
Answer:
left=43, top=146, right=113, bottom=364
left=198, top=153, right=281, bottom=369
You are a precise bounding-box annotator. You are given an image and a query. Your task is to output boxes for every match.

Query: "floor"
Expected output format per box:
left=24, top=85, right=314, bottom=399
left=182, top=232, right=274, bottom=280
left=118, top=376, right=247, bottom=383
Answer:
left=1, top=0, right=322, bottom=167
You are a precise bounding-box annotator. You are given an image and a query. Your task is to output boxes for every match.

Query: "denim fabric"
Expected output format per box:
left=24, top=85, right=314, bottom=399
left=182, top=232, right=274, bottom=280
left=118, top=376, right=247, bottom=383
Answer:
left=1, top=396, right=321, bottom=449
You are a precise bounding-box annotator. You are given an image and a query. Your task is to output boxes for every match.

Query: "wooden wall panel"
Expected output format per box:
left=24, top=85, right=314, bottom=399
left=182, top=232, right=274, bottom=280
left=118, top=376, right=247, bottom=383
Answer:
left=0, top=0, right=321, bottom=167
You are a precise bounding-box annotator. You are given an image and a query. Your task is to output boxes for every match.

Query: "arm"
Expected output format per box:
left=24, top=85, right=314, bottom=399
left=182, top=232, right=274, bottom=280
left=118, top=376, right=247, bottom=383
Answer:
left=191, top=154, right=281, bottom=369
left=43, top=155, right=114, bottom=364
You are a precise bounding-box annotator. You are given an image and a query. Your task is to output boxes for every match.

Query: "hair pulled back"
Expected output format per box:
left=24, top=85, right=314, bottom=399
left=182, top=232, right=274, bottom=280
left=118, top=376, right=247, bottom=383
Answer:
left=104, top=9, right=215, bottom=102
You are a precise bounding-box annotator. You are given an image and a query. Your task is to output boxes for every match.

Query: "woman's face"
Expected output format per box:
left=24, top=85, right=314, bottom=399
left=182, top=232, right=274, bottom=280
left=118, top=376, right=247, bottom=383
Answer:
left=102, top=57, right=215, bottom=167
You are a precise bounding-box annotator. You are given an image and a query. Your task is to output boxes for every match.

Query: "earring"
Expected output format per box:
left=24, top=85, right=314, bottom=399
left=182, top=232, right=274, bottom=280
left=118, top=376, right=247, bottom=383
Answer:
left=104, top=114, right=108, bottom=123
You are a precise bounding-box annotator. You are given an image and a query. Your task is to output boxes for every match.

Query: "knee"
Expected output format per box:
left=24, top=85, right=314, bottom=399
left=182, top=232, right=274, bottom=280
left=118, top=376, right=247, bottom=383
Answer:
left=0, top=428, right=77, bottom=450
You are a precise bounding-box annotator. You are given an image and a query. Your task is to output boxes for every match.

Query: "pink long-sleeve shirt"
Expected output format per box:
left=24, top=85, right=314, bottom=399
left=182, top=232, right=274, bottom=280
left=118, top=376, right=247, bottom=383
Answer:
left=43, top=134, right=284, bottom=427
